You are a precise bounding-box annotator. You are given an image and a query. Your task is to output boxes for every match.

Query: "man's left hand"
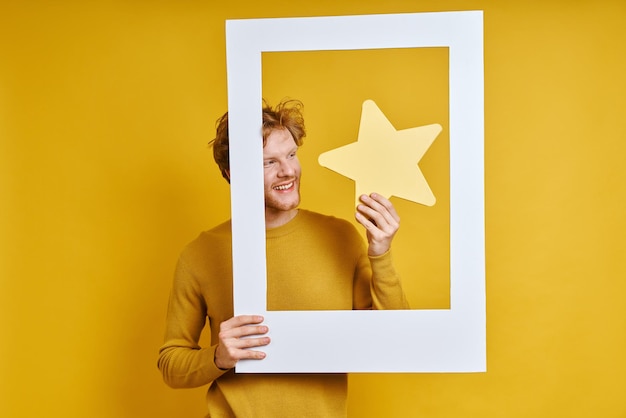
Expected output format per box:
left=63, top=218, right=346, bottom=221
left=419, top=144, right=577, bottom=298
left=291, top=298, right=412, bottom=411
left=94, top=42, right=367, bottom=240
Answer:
left=355, top=193, right=400, bottom=257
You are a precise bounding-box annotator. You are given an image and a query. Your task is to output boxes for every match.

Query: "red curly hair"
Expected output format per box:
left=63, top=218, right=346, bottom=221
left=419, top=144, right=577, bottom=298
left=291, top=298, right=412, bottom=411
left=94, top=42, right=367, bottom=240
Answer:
left=210, top=99, right=306, bottom=182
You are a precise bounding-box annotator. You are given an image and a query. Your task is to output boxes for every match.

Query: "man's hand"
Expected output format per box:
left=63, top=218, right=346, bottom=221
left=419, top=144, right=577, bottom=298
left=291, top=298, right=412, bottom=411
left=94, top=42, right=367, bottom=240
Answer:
left=214, top=315, right=270, bottom=370
left=355, top=193, right=400, bottom=257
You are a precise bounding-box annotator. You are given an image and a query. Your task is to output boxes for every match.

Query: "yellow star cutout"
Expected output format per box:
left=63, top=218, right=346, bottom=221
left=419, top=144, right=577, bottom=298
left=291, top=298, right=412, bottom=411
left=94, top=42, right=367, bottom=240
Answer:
left=318, top=100, right=442, bottom=206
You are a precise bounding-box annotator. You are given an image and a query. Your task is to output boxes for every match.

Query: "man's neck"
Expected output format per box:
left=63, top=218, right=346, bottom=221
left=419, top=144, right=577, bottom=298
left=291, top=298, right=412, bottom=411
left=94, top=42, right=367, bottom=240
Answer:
left=265, top=209, right=298, bottom=229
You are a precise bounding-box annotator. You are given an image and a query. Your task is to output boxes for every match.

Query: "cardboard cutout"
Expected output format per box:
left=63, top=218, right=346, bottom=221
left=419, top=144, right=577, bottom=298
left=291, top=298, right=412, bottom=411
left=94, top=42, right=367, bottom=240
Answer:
left=319, top=99, right=441, bottom=206
left=226, top=11, right=485, bottom=373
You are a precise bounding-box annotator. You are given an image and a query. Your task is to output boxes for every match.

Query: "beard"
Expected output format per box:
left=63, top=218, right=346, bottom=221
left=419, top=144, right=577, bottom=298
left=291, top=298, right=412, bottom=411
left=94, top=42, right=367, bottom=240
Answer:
left=264, top=178, right=301, bottom=214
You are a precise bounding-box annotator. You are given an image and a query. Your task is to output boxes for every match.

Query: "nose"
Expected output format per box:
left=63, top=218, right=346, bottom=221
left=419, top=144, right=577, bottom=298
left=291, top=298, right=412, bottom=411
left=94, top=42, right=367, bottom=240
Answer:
left=278, top=160, right=296, bottom=177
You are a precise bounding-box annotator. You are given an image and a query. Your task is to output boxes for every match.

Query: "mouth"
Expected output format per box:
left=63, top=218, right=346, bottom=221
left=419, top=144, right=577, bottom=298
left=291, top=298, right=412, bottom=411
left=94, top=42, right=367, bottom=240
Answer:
left=273, top=181, right=294, bottom=191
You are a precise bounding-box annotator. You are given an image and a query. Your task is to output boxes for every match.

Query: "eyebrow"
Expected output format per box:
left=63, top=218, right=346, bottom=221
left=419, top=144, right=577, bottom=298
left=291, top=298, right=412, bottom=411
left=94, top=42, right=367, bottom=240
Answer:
left=263, top=146, right=298, bottom=159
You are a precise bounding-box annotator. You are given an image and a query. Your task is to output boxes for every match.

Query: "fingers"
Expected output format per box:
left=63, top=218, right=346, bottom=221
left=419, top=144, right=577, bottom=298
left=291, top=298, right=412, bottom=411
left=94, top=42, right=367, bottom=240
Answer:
left=355, top=194, right=399, bottom=233
left=215, top=315, right=270, bottom=370
left=219, top=315, right=266, bottom=337
left=219, top=323, right=269, bottom=342
left=357, top=193, right=400, bottom=224
left=355, top=193, right=400, bottom=257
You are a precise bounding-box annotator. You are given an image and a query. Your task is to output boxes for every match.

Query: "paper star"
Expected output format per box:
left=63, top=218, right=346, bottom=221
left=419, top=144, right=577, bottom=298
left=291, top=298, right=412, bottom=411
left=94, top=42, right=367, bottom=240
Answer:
left=318, top=100, right=442, bottom=206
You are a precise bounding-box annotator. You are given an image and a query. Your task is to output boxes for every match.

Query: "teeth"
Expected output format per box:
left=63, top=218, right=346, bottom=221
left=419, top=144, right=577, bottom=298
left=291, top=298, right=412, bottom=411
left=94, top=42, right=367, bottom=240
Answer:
left=274, top=182, right=293, bottom=191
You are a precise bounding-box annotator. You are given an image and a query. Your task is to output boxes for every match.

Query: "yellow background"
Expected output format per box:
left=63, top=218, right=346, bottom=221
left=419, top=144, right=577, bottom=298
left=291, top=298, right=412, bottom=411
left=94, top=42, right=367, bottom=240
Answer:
left=264, top=47, right=451, bottom=309
left=1, top=1, right=625, bottom=417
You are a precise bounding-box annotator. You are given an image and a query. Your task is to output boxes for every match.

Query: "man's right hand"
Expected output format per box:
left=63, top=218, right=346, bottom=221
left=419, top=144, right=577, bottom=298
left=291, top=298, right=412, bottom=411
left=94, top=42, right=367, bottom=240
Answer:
left=214, top=315, right=270, bottom=370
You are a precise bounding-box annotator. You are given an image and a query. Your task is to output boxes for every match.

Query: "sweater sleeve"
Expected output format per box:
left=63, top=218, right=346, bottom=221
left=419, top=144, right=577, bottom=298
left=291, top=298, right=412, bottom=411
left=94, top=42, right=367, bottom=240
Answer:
left=157, top=257, right=227, bottom=388
left=352, top=238, right=410, bottom=311
left=368, top=250, right=410, bottom=310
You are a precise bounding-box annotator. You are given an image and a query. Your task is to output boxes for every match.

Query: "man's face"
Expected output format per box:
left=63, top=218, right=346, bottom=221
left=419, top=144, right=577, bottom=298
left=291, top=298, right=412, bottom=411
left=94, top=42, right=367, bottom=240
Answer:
left=262, top=128, right=301, bottom=222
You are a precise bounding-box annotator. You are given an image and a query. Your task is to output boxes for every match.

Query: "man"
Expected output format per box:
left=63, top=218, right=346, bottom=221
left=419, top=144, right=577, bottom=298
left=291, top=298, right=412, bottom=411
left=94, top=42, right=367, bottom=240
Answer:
left=158, top=99, right=409, bottom=417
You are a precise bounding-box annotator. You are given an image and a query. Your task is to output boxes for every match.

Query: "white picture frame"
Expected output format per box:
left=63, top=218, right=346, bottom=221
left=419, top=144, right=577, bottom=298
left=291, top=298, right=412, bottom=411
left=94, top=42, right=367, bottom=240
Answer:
left=226, top=11, right=485, bottom=373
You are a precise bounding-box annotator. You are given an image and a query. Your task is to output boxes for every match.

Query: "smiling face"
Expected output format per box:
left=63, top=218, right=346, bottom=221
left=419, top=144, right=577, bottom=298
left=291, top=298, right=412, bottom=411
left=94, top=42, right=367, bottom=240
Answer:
left=262, top=128, right=302, bottom=228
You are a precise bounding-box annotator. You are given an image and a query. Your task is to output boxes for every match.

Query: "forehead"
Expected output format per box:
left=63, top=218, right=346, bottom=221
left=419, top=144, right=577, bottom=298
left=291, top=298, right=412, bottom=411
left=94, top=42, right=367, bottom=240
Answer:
left=263, top=128, right=297, bottom=153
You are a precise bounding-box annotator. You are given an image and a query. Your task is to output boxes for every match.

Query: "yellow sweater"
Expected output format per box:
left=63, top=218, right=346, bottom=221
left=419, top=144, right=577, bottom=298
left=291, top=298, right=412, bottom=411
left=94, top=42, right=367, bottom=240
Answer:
left=158, top=209, right=408, bottom=417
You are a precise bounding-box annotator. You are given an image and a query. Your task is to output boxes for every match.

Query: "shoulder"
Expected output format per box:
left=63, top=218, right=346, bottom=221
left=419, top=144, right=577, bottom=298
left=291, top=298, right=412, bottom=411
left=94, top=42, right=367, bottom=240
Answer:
left=299, top=209, right=360, bottom=238
left=200, top=219, right=232, bottom=239
left=179, top=219, right=232, bottom=262
left=299, top=209, right=350, bottom=225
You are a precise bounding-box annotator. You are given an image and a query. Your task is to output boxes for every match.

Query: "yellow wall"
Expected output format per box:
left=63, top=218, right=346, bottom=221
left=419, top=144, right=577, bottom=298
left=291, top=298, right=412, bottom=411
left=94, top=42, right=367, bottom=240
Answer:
left=263, top=47, right=451, bottom=309
left=1, top=1, right=625, bottom=417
